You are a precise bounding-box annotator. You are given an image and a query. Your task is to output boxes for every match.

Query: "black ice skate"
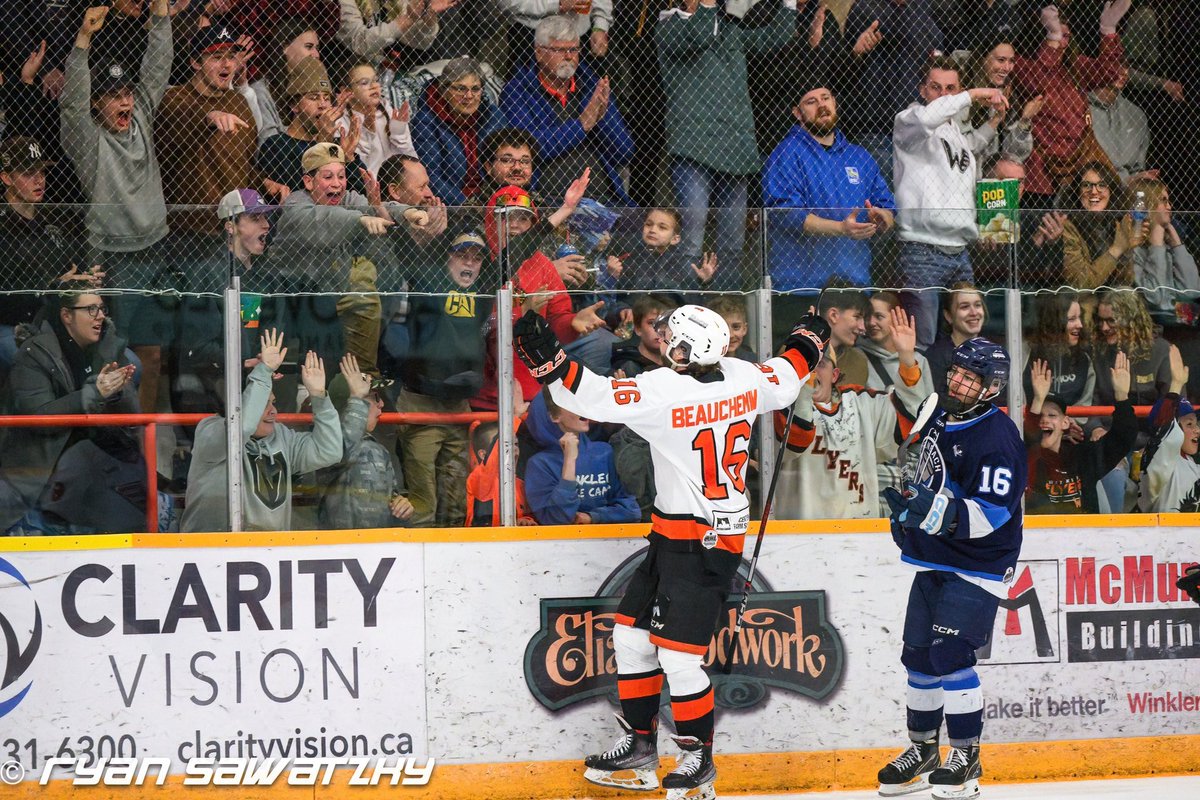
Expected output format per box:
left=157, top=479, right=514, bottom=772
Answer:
left=583, top=715, right=659, bottom=791
left=662, top=735, right=716, bottom=800
left=928, top=744, right=982, bottom=800
left=877, top=736, right=941, bottom=796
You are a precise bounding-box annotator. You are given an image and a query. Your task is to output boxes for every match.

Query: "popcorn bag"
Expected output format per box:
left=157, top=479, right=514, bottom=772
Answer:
left=976, top=178, right=1020, bottom=244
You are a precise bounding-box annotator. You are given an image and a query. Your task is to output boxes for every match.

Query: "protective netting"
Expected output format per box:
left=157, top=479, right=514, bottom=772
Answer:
left=1, top=0, right=1199, bottom=533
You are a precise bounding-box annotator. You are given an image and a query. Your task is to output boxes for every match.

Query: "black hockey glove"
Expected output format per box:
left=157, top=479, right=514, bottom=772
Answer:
left=1178, top=564, right=1200, bottom=606
left=883, top=487, right=907, bottom=548
left=514, top=309, right=571, bottom=384
left=784, top=313, right=831, bottom=372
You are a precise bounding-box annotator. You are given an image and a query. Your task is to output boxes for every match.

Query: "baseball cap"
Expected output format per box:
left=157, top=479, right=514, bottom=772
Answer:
left=301, top=142, right=347, bottom=174
left=286, top=56, right=332, bottom=99
left=327, top=373, right=393, bottom=412
left=489, top=185, right=538, bottom=218
left=0, top=137, right=55, bottom=172
left=450, top=230, right=487, bottom=252
left=217, top=188, right=276, bottom=221
left=91, top=61, right=133, bottom=96
left=1149, top=394, right=1195, bottom=423
left=191, top=25, right=241, bottom=58
left=1041, top=393, right=1069, bottom=415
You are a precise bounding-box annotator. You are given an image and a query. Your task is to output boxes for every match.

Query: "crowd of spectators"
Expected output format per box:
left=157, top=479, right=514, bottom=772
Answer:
left=3, top=0, right=1200, bottom=532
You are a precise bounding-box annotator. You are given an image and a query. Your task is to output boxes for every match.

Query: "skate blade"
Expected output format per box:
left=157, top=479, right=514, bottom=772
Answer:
left=879, top=774, right=932, bottom=796
left=931, top=778, right=980, bottom=800
left=583, top=766, right=659, bottom=791
left=666, top=782, right=716, bottom=800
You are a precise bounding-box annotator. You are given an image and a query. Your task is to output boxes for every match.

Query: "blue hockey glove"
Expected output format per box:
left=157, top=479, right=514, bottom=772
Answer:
left=902, top=481, right=958, bottom=536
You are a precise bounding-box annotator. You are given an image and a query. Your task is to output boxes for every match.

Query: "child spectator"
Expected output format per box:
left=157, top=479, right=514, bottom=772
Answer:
left=398, top=229, right=491, bottom=527
left=604, top=208, right=715, bottom=300
left=818, top=280, right=871, bottom=389
left=707, top=295, right=755, bottom=362
left=336, top=61, right=416, bottom=177
left=857, top=292, right=934, bottom=393
left=1141, top=345, right=1200, bottom=512
left=610, top=294, right=676, bottom=378
left=182, top=329, right=342, bottom=532
left=1025, top=356, right=1135, bottom=514
left=523, top=388, right=640, bottom=525
left=319, top=354, right=414, bottom=529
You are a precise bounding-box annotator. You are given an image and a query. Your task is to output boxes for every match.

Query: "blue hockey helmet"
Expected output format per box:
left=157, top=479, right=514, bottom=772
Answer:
left=943, top=337, right=1009, bottom=415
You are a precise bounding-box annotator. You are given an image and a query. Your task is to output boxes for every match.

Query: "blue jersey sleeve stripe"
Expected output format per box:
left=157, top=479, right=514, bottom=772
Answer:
left=962, top=497, right=1012, bottom=537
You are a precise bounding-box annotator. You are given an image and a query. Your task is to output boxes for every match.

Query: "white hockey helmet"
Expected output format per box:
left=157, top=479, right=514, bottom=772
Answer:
left=655, top=305, right=730, bottom=367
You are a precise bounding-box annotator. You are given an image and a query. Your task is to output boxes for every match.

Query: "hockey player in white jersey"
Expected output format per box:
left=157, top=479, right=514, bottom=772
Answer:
left=513, top=304, right=828, bottom=800
left=775, top=306, right=931, bottom=520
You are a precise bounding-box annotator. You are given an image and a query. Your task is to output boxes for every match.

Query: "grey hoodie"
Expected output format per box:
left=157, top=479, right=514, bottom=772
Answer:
left=856, top=338, right=935, bottom=395
left=60, top=13, right=171, bottom=253
left=181, top=362, right=342, bottom=532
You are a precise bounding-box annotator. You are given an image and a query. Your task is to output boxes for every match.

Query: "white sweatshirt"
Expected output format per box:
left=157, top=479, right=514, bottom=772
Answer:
left=893, top=92, right=978, bottom=248
left=1140, top=419, right=1200, bottom=512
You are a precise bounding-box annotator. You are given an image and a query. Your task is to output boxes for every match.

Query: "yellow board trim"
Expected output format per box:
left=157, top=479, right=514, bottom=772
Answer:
left=13, top=734, right=1199, bottom=799
left=0, top=512, right=1193, bottom=552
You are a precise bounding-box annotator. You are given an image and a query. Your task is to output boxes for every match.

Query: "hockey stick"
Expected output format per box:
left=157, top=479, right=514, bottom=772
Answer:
left=724, top=398, right=797, bottom=674
left=898, top=391, right=940, bottom=478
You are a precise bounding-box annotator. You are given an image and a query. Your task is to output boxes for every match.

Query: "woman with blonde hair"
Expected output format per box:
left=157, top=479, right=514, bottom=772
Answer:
left=1092, top=289, right=1168, bottom=410
left=1127, top=175, right=1200, bottom=317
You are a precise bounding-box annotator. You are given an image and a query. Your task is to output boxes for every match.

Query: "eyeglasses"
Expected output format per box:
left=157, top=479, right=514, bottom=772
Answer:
left=496, top=155, right=532, bottom=167
left=1081, top=181, right=1110, bottom=191
left=351, top=76, right=380, bottom=88
left=448, top=83, right=483, bottom=95
left=69, top=304, right=108, bottom=318
left=539, top=45, right=580, bottom=56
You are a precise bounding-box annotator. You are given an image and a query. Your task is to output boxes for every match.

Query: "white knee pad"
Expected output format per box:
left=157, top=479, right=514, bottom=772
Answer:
left=657, top=647, right=709, bottom=697
left=613, top=624, right=660, bottom=674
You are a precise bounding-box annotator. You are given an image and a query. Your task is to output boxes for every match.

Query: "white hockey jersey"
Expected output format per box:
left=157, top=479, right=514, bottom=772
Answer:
left=774, top=374, right=927, bottom=521
left=893, top=92, right=978, bottom=248
left=1140, top=420, right=1200, bottom=512
left=548, top=353, right=808, bottom=555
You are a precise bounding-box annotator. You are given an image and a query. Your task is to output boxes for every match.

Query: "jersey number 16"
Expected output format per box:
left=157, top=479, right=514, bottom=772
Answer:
left=691, top=421, right=752, bottom=500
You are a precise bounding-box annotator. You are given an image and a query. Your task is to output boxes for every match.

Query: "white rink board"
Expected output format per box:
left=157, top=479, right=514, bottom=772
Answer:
left=0, top=544, right=426, bottom=776
left=425, top=525, right=1200, bottom=763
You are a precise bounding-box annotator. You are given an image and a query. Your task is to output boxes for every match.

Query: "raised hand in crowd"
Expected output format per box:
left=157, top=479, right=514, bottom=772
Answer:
left=571, top=300, right=607, bottom=336
left=1148, top=195, right=1182, bottom=248
left=1032, top=211, right=1067, bottom=247
left=890, top=307, right=918, bottom=364
left=76, top=5, right=110, bottom=49
left=259, top=328, right=288, bottom=373
left=808, top=3, right=828, bottom=50
left=691, top=252, right=717, bottom=283
left=1030, top=358, right=1053, bottom=408
left=1041, top=4, right=1064, bottom=43
left=232, top=35, right=256, bottom=87
left=96, top=362, right=136, bottom=399
left=21, top=40, right=46, bottom=87
left=852, top=19, right=882, bottom=57
left=1021, top=94, right=1046, bottom=124
left=1169, top=344, right=1189, bottom=395
left=300, top=350, right=328, bottom=399
left=579, top=78, right=610, bottom=133
left=1098, top=0, right=1132, bottom=36
left=968, top=87, right=1009, bottom=115
left=591, top=30, right=609, bottom=58
left=340, top=353, right=372, bottom=400
left=1111, top=350, right=1131, bottom=402
left=521, top=284, right=551, bottom=316
left=547, top=169, right=591, bottom=229
left=206, top=110, right=251, bottom=133
left=57, top=264, right=106, bottom=287
left=394, top=100, right=411, bottom=124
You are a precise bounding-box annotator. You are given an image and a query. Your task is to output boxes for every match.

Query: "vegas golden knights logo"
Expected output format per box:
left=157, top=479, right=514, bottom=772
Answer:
left=524, top=549, right=845, bottom=712
left=444, top=292, right=475, bottom=318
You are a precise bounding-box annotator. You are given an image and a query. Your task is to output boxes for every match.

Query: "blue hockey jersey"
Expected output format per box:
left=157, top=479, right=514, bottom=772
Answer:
left=900, top=405, right=1026, bottom=597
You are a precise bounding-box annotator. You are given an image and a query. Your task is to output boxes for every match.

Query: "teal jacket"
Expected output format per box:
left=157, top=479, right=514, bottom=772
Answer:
left=656, top=3, right=792, bottom=175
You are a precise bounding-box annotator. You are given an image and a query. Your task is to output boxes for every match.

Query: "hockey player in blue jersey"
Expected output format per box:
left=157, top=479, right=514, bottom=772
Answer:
left=878, top=337, right=1026, bottom=800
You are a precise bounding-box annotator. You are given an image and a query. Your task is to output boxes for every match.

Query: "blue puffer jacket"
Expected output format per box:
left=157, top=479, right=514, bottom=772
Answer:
left=409, top=83, right=508, bottom=205
left=523, top=392, right=641, bottom=525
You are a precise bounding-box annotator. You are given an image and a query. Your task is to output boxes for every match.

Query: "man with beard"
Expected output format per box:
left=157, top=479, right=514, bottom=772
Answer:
left=1025, top=355, right=1135, bottom=515
left=764, top=75, right=894, bottom=294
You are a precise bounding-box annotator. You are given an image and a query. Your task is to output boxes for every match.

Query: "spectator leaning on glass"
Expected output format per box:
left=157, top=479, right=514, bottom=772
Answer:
left=656, top=0, right=792, bottom=287
left=1024, top=354, right=1135, bottom=514
left=894, top=55, right=1004, bottom=350
left=763, top=73, right=894, bottom=297
left=319, top=353, right=415, bottom=530
left=182, top=329, right=342, bottom=533
left=0, top=288, right=138, bottom=535
left=337, top=0, right=448, bottom=62
left=499, top=16, right=634, bottom=206
left=410, top=57, right=508, bottom=205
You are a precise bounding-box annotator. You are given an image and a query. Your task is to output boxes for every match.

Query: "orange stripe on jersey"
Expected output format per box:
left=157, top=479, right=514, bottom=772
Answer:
left=774, top=408, right=814, bottom=452
left=614, top=613, right=637, bottom=627
left=651, top=513, right=744, bottom=554
left=672, top=689, right=715, bottom=721
left=649, top=633, right=710, bottom=656
left=780, top=348, right=810, bottom=381
left=563, top=360, right=582, bottom=392
left=618, top=674, right=664, bottom=700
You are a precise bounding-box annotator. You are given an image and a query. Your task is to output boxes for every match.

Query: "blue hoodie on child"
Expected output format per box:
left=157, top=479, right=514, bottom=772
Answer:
left=523, top=392, right=641, bottom=525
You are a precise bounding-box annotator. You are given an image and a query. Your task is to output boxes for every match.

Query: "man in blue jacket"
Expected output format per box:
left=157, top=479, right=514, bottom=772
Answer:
left=523, top=388, right=640, bottom=525
left=499, top=15, right=634, bottom=206
left=764, top=75, right=894, bottom=294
